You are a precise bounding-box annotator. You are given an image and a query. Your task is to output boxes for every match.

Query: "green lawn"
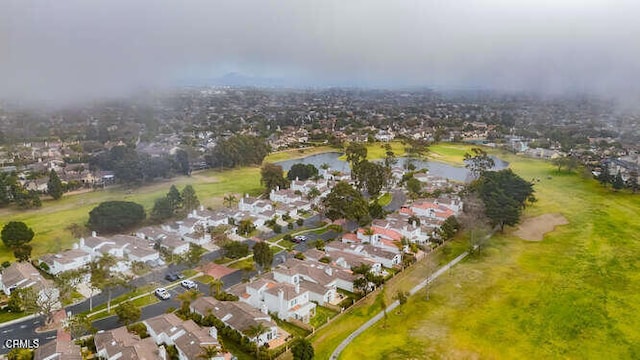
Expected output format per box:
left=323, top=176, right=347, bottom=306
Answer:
left=264, top=146, right=336, bottom=163
left=310, top=242, right=465, bottom=360
left=0, top=166, right=263, bottom=263
left=376, top=193, right=392, bottom=206
left=339, top=153, right=640, bottom=359
left=310, top=305, right=339, bottom=329
left=428, top=142, right=474, bottom=165
left=0, top=308, right=27, bottom=323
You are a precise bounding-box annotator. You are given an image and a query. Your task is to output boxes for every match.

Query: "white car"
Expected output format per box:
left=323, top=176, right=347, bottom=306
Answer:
left=181, top=280, right=198, bottom=289
left=155, top=287, right=171, bottom=300
left=293, top=235, right=308, bottom=243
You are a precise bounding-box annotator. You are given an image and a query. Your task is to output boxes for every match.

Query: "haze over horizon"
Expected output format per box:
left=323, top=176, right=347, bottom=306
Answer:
left=2, top=0, right=640, bottom=105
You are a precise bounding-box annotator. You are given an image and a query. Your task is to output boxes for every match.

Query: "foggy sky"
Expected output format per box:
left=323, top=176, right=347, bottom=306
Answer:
left=2, top=0, right=640, bottom=104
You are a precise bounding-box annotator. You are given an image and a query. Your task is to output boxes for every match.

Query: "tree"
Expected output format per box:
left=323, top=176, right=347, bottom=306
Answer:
left=368, top=201, right=384, bottom=219
left=237, top=219, right=256, bottom=236
left=88, top=201, right=146, bottom=234
left=205, top=135, right=269, bottom=169
left=291, top=338, right=314, bottom=360
left=223, top=194, right=238, bottom=208
left=612, top=171, right=625, bottom=191
left=115, top=301, right=141, bottom=326
left=65, top=313, right=96, bottom=339
left=198, top=346, right=221, bottom=360
left=222, top=241, right=249, bottom=259
left=552, top=156, right=579, bottom=173
left=306, top=187, right=321, bottom=201
left=245, top=322, right=269, bottom=342
left=209, top=278, right=224, bottom=297
left=322, top=181, right=370, bottom=226
left=89, top=254, right=130, bottom=313
left=464, top=147, right=495, bottom=178
left=597, top=162, right=612, bottom=187
left=394, top=290, right=409, bottom=314
left=346, top=142, right=368, bottom=182
left=406, top=177, right=422, bottom=197
left=471, top=169, right=535, bottom=231
left=287, top=163, right=319, bottom=181
left=151, top=197, right=174, bottom=222
left=1, top=221, right=35, bottom=250
left=182, top=185, right=200, bottom=213
left=252, top=241, right=273, bottom=272
left=6, top=348, right=33, bottom=360
left=357, top=161, right=387, bottom=196
left=186, top=243, right=206, bottom=266
left=11, top=286, right=59, bottom=326
left=458, top=194, right=490, bottom=253
left=167, top=185, right=183, bottom=212
left=56, top=271, right=86, bottom=312
left=13, top=244, right=32, bottom=262
left=627, top=171, right=639, bottom=193
left=261, top=163, right=289, bottom=194
left=47, top=170, right=64, bottom=200
left=438, top=216, right=460, bottom=241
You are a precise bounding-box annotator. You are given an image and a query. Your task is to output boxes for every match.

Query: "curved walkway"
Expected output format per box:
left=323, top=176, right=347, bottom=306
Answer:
left=330, top=247, right=475, bottom=360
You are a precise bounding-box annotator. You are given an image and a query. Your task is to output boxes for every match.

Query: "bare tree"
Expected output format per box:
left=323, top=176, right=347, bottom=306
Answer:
left=458, top=194, right=490, bottom=253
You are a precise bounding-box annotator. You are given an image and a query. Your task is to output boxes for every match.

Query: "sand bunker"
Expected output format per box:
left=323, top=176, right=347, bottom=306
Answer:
left=514, top=213, right=569, bottom=241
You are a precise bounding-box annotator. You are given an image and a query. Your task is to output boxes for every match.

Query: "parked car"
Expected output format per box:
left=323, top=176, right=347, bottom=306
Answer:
left=165, top=273, right=183, bottom=281
left=181, top=280, right=198, bottom=289
left=293, top=235, right=308, bottom=243
left=155, top=288, right=171, bottom=300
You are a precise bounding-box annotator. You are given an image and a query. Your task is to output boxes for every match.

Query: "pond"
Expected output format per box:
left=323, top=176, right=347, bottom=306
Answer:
left=275, top=152, right=508, bottom=182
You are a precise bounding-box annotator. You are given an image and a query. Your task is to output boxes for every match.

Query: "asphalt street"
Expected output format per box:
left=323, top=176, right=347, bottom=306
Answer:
left=0, top=191, right=405, bottom=355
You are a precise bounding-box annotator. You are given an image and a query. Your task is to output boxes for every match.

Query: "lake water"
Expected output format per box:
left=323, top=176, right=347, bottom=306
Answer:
left=275, top=152, right=508, bottom=182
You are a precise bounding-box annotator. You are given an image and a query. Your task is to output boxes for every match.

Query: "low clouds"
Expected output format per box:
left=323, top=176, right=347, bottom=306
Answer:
left=2, top=0, right=640, bottom=104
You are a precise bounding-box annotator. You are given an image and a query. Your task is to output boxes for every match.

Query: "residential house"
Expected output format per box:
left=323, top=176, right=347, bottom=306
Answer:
left=144, top=313, right=223, bottom=360
left=0, top=262, right=60, bottom=305
left=39, top=249, right=92, bottom=275
left=235, top=278, right=316, bottom=323
left=34, top=329, right=81, bottom=360
left=190, top=297, right=278, bottom=345
left=94, top=327, right=163, bottom=360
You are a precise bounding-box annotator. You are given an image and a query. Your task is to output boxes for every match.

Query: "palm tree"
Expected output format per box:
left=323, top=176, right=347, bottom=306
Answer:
left=407, top=215, right=420, bottom=227
left=245, top=322, right=269, bottom=345
left=363, top=228, right=375, bottom=243
left=198, top=345, right=221, bottom=359
left=306, top=187, right=321, bottom=201
left=223, top=194, right=238, bottom=209
left=177, top=289, right=201, bottom=316
left=209, top=278, right=224, bottom=297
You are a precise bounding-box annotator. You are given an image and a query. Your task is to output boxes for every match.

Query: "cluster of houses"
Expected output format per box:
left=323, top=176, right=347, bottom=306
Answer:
left=33, top=311, right=233, bottom=360
left=218, top=186, right=464, bottom=327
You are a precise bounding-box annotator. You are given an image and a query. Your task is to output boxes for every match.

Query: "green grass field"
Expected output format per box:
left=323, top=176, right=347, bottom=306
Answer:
left=0, top=167, right=263, bottom=263
left=339, top=152, right=640, bottom=359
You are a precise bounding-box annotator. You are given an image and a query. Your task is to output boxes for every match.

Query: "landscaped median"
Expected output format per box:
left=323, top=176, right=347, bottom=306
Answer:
left=83, top=272, right=203, bottom=322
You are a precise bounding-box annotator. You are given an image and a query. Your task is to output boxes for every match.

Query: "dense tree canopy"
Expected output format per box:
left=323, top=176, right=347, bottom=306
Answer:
left=205, top=135, right=269, bottom=168
left=47, top=170, right=64, bottom=200
left=261, top=163, right=289, bottom=194
left=464, top=147, right=495, bottom=178
left=471, top=169, right=535, bottom=231
left=181, top=185, right=200, bottom=213
left=291, top=338, right=315, bottom=360
left=88, top=201, right=146, bottom=233
left=252, top=241, right=273, bottom=271
left=287, top=163, right=319, bottom=181
left=322, top=181, right=370, bottom=225
left=357, top=160, right=388, bottom=196
left=1, top=221, right=35, bottom=249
